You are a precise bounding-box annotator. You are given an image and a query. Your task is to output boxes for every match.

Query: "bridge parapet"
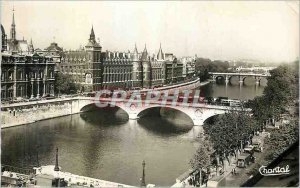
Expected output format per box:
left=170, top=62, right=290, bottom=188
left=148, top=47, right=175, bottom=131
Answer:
left=1, top=96, right=251, bottom=127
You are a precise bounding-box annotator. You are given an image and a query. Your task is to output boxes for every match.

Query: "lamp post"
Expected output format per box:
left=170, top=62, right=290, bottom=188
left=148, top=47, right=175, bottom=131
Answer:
left=140, top=160, right=146, bottom=187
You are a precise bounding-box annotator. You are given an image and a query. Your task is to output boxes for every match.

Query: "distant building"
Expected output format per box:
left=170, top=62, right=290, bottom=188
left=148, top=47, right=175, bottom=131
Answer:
left=164, top=53, right=184, bottom=84
left=35, top=42, right=63, bottom=72
left=5, top=9, right=31, bottom=55
left=180, top=56, right=196, bottom=79
left=1, top=9, right=55, bottom=100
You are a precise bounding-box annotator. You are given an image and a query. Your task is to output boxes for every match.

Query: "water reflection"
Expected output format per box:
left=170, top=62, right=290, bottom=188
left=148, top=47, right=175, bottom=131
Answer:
left=138, top=117, right=193, bottom=136
left=2, top=111, right=197, bottom=186
left=200, top=82, right=265, bottom=100
left=80, top=107, right=128, bottom=126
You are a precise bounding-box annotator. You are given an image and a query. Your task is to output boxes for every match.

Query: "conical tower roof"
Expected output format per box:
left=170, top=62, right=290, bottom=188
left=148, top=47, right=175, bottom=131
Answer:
left=134, top=43, right=138, bottom=54
left=141, top=44, right=148, bottom=60
left=157, top=43, right=164, bottom=60
left=90, top=25, right=95, bottom=41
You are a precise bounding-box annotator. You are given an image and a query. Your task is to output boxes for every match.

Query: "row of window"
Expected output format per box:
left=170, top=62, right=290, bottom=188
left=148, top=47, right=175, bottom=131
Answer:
left=1, top=70, right=54, bottom=81
left=1, top=56, right=53, bottom=64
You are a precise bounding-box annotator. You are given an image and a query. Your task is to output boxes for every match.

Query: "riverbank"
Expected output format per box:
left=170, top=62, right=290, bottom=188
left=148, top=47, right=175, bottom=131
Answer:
left=199, top=80, right=210, bottom=86
left=1, top=102, right=79, bottom=129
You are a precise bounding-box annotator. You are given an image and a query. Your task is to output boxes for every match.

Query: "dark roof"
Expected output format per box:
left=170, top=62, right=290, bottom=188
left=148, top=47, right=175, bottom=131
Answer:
left=85, top=40, right=101, bottom=48
left=141, top=44, right=148, bottom=60
left=45, top=42, right=63, bottom=52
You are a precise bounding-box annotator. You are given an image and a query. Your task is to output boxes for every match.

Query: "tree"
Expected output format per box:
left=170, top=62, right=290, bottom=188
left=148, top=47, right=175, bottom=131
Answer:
left=194, top=58, right=230, bottom=81
left=54, top=72, right=80, bottom=95
left=190, top=136, right=212, bottom=186
left=250, top=64, right=298, bottom=124
left=202, top=108, right=258, bottom=173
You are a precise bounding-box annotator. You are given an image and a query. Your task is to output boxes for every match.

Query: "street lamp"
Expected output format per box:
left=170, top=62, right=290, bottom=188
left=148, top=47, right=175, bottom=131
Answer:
left=140, top=160, right=146, bottom=187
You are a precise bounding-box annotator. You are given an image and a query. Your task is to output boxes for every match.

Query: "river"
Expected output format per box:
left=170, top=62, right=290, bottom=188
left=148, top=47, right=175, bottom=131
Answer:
left=1, top=82, right=265, bottom=186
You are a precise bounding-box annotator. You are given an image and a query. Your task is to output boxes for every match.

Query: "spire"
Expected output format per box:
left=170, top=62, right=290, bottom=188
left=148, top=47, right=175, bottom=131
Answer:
left=10, top=6, right=16, bottom=40
left=12, top=6, right=15, bottom=26
left=134, top=43, right=138, bottom=54
left=90, top=25, right=95, bottom=41
left=157, top=43, right=164, bottom=60
left=54, top=147, right=59, bottom=171
left=141, top=44, right=148, bottom=60
left=29, top=38, right=34, bottom=53
left=143, top=43, right=147, bottom=53
left=140, top=160, right=146, bottom=187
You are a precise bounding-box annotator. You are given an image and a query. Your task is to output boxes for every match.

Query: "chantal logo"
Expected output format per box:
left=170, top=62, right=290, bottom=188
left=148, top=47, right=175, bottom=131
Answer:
left=259, top=165, right=290, bottom=176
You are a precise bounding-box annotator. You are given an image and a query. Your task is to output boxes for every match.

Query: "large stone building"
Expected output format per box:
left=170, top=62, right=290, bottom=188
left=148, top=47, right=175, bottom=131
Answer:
left=1, top=10, right=55, bottom=100
left=59, top=31, right=190, bottom=91
left=60, top=27, right=102, bottom=92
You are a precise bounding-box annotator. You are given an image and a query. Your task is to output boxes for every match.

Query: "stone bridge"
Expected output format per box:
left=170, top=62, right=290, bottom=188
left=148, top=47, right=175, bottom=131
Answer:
left=209, top=72, right=270, bottom=86
left=1, top=97, right=251, bottom=126
left=71, top=97, right=250, bottom=126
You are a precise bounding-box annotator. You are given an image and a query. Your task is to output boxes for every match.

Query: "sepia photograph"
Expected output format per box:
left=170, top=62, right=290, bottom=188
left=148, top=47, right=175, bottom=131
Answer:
left=0, top=1, right=299, bottom=187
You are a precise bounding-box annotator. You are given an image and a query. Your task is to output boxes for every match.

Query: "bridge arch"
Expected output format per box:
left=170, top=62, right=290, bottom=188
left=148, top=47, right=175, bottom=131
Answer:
left=79, top=101, right=130, bottom=118
left=136, top=105, right=194, bottom=125
left=243, top=76, right=256, bottom=86
left=215, top=75, right=225, bottom=81
left=75, top=98, right=236, bottom=126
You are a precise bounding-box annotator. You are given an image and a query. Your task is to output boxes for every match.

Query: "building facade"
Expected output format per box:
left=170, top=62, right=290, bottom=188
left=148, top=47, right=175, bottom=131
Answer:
left=1, top=53, right=55, bottom=99
left=101, top=51, right=133, bottom=89
left=150, top=44, right=165, bottom=87
left=164, top=53, right=184, bottom=84
left=59, top=39, right=191, bottom=91
left=180, top=56, right=196, bottom=79
left=1, top=10, right=55, bottom=100
left=60, top=27, right=102, bottom=92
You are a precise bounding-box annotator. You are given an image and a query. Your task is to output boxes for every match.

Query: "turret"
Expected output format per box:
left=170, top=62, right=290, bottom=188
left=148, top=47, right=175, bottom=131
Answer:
left=141, top=44, right=151, bottom=88
left=131, top=43, right=142, bottom=88
left=133, top=43, right=139, bottom=61
left=141, top=44, right=148, bottom=61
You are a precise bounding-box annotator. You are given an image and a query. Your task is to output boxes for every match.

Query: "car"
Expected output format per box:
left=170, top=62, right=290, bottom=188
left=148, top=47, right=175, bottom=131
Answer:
left=29, top=98, right=39, bottom=102
left=244, top=145, right=255, bottom=155
left=46, top=96, right=56, bottom=100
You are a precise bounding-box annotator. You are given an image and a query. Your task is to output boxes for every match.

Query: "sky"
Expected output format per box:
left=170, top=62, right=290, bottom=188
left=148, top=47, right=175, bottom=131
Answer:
left=1, top=1, right=299, bottom=62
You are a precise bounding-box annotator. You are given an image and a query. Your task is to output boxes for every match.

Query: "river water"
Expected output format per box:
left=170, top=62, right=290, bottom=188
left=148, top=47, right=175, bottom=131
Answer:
left=1, top=82, right=265, bottom=186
